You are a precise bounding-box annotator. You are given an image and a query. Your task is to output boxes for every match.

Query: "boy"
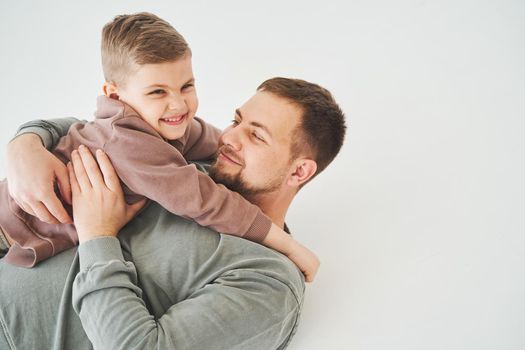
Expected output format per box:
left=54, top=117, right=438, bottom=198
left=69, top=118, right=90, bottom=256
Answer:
left=0, top=12, right=318, bottom=281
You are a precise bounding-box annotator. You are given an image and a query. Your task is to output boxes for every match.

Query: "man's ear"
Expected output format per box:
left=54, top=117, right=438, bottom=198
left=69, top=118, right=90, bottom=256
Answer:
left=102, top=81, right=119, bottom=100
left=287, top=158, right=317, bottom=188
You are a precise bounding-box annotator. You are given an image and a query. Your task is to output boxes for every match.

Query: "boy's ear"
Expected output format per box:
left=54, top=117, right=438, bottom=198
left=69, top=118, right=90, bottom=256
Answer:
left=287, top=158, right=317, bottom=188
left=102, top=81, right=119, bottom=99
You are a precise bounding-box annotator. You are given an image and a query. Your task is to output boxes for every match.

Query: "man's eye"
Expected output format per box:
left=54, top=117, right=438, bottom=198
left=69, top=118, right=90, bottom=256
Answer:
left=231, top=119, right=239, bottom=126
left=149, top=89, right=165, bottom=95
left=252, top=132, right=264, bottom=142
left=182, top=84, right=194, bottom=90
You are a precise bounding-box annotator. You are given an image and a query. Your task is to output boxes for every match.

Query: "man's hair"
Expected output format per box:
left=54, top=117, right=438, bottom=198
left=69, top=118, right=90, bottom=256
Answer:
left=101, top=12, right=189, bottom=85
left=257, top=77, right=346, bottom=183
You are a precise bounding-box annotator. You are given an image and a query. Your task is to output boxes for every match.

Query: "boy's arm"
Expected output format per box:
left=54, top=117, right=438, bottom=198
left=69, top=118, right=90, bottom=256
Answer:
left=6, top=117, right=85, bottom=224
left=108, top=119, right=319, bottom=281
left=106, top=117, right=270, bottom=242
left=263, top=225, right=320, bottom=283
left=175, top=117, right=221, bottom=161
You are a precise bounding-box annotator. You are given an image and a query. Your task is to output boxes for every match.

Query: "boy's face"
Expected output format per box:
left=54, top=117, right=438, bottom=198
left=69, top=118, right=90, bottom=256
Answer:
left=110, top=54, right=198, bottom=140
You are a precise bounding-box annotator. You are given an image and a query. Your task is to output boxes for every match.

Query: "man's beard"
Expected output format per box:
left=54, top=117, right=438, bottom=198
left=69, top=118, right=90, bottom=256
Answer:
left=208, top=161, right=283, bottom=200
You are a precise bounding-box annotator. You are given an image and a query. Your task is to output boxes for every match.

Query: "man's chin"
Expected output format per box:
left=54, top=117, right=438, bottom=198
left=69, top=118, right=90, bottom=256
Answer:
left=209, top=162, right=282, bottom=199
left=209, top=165, right=251, bottom=196
left=209, top=164, right=235, bottom=186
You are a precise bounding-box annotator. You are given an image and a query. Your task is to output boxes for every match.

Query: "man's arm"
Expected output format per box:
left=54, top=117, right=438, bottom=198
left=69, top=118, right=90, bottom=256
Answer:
left=73, top=237, right=301, bottom=350
left=14, top=117, right=82, bottom=149
left=6, top=117, right=84, bottom=224
left=68, top=150, right=302, bottom=349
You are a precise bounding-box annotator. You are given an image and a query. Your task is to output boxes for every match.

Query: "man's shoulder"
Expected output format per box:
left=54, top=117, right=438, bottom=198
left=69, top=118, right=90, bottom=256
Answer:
left=219, top=233, right=306, bottom=298
left=120, top=202, right=305, bottom=298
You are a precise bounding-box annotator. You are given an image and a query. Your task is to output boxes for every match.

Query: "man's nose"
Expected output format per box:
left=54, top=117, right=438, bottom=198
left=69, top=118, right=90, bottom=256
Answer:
left=221, top=126, right=243, bottom=151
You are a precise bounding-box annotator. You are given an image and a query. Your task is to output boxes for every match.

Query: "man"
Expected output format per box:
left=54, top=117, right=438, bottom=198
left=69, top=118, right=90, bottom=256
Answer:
left=0, top=78, right=346, bottom=349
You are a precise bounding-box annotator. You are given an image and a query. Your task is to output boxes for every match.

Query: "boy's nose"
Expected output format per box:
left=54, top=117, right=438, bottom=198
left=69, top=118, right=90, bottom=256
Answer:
left=168, top=94, right=185, bottom=110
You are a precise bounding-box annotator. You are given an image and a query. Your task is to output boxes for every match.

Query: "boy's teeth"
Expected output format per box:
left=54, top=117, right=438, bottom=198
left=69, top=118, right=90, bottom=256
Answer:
left=164, top=115, right=184, bottom=122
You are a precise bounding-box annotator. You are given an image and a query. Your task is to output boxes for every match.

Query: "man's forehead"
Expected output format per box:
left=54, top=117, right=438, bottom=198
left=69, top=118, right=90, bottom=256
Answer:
left=239, top=91, right=301, bottom=137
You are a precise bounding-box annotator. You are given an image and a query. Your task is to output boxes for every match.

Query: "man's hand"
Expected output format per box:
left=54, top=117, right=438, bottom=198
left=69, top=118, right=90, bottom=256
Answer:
left=69, top=145, right=146, bottom=243
left=6, top=134, right=72, bottom=224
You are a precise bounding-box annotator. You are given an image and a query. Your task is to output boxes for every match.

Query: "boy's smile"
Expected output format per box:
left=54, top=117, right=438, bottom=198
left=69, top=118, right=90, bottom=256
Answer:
left=105, top=54, right=198, bottom=140
left=160, top=113, right=187, bottom=126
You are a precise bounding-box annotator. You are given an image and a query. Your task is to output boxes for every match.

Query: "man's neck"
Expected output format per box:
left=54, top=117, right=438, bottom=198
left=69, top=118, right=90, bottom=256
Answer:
left=247, top=190, right=294, bottom=230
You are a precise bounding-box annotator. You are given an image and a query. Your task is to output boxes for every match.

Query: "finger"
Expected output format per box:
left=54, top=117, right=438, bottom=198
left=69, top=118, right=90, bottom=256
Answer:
left=125, top=199, right=147, bottom=222
left=41, top=195, right=72, bottom=224
left=71, top=149, right=92, bottom=190
left=15, top=199, right=37, bottom=217
left=304, top=267, right=316, bottom=283
left=68, top=161, right=80, bottom=196
left=55, top=163, right=72, bottom=205
left=31, top=201, right=61, bottom=225
left=16, top=195, right=59, bottom=224
left=95, top=149, right=121, bottom=193
left=305, top=274, right=313, bottom=283
left=78, top=145, right=105, bottom=188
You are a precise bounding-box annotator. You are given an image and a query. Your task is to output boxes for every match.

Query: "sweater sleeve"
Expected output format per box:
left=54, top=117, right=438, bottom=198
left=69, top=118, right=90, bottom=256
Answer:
left=72, top=237, right=302, bottom=350
left=104, top=117, right=271, bottom=242
left=178, top=117, right=221, bottom=161
left=14, top=117, right=84, bottom=149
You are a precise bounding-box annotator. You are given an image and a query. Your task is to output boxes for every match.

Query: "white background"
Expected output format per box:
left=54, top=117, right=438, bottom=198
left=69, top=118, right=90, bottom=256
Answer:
left=1, top=1, right=524, bottom=349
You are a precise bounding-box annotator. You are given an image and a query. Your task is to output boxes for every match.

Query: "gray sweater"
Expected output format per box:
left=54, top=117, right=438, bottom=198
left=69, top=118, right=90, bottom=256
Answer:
left=0, top=119, right=304, bottom=349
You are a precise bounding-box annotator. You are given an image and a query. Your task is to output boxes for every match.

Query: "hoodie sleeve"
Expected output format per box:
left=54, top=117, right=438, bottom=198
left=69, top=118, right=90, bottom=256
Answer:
left=102, top=116, right=271, bottom=242
left=174, top=117, right=221, bottom=162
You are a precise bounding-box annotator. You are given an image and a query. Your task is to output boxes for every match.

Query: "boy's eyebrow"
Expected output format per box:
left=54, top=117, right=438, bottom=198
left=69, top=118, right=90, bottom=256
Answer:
left=146, top=78, right=195, bottom=89
left=235, top=109, right=273, bottom=138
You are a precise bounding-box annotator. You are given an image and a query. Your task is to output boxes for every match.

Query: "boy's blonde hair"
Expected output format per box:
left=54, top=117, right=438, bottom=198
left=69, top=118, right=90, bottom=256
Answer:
left=101, top=12, right=189, bottom=85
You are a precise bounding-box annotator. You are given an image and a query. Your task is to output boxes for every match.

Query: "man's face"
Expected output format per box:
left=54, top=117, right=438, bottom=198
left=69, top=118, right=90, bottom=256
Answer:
left=114, top=54, right=198, bottom=140
left=209, top=91, right=302, bottom=198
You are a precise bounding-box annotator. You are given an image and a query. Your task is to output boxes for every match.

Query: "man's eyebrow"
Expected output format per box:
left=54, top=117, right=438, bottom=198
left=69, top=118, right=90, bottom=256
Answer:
left=235, top=109, right=273, bottom=138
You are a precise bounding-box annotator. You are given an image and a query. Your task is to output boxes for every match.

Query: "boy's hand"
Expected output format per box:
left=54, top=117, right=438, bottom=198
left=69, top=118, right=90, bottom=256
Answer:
left=6, top=134, right=72, bottom=224
left=263, top=223, right=320, bottom=282
left=285, top=239, right=320, bottom=283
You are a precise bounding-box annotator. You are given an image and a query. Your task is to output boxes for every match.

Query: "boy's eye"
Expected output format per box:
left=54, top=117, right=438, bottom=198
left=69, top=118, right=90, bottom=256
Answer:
left=149, top=89, right=165, bottom=95
left=182, top=83, right=194, bottom=90
left=231, top=119, right=240, bottom=126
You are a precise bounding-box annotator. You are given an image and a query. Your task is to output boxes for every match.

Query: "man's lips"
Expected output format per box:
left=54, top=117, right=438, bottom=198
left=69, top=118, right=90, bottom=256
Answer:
left=218, top=151, right=242, bottom=165
left=161, top=113, right=187, bottom=126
